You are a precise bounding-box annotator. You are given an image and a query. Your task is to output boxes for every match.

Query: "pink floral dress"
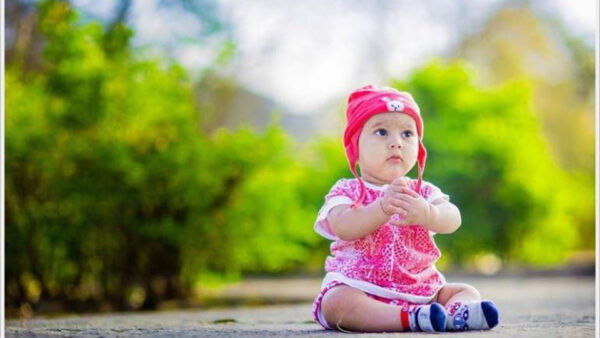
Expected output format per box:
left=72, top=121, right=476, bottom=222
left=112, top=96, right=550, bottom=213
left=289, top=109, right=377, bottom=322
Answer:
left=312, top=178, right=449, bottom=329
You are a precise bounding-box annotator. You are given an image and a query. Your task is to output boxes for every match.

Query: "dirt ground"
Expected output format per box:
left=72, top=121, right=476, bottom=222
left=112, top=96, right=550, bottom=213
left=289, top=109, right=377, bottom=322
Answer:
left=5, top=275, right=596, bottom=337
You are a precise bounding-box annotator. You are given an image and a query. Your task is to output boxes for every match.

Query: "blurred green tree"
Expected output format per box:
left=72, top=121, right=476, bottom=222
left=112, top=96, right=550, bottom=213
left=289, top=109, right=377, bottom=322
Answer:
left=454, top=2, right=595, bottom=251
left=5, top=0, right=317, bottom=313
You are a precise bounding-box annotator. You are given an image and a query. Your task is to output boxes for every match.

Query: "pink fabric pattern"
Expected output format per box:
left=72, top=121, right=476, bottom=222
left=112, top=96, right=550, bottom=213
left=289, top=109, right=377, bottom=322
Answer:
left=315, top=178, right=448, bottom=300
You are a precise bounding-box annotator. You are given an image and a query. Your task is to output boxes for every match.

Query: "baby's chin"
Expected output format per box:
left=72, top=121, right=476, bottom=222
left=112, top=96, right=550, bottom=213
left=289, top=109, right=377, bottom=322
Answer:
left=380, top=171, right=409, bottom=183
left=386, top=166, right=410, bottom=176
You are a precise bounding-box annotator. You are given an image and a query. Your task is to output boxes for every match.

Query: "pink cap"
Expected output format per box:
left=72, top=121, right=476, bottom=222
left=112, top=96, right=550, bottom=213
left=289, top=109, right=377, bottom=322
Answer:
left=343, top=85, right=427, bottom=208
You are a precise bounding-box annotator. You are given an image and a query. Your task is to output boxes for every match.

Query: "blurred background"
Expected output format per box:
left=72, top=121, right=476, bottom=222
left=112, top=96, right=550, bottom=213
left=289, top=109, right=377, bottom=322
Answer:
left=4, top=0, right=596, bottom=317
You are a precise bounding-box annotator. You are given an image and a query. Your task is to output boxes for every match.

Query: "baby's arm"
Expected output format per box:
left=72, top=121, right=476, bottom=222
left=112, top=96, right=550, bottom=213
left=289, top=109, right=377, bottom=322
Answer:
left=327, top=201, right=390, bottom=241
left=426, top=199, right=462, bottom=234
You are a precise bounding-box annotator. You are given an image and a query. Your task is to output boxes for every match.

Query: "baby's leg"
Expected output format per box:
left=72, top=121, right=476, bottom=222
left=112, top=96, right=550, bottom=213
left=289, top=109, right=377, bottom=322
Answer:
left=436, top=283, right=499, bottom=331
left=435, top=282, right=481, bottom=305
left=320, top=284, right=444, bottom=332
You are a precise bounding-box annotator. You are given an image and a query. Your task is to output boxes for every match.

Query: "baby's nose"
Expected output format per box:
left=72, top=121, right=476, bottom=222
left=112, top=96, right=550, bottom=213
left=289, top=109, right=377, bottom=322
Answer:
left=389, top=141, right=403, bottom=149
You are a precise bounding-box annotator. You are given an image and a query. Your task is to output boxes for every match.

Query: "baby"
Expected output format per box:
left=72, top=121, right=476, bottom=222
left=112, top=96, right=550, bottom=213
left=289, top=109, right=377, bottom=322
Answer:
left=312, top=85, right=499, bottom=332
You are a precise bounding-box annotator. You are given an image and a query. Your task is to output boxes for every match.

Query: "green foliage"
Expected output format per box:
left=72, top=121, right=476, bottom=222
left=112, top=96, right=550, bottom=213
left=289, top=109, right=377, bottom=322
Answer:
left=391, top=60, right=588, bottom=266
left=293, top=137, right=353, bottom=269
left=6, top=0, right=318, bottom=311
left=456, top=4, right=595, bottom=237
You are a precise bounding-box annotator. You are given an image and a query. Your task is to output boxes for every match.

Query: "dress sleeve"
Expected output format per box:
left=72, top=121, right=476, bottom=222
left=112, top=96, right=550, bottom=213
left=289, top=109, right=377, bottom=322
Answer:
left=419, top=180, right=450, bottom=204
left=314, top=179, right=354, bottom=240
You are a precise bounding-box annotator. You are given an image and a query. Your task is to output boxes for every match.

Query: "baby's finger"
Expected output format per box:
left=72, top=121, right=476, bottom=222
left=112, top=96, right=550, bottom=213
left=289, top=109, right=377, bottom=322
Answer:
left=401, top=187, right=420, bottom=197
left=397, top=193, right=416, bottom=203
left=386, top=206, right=406, bottom=215
left=392, top=177, right=408, bottom=187
left=396, top=191, right=416, bottom=199
left=391, top=199, right=410, bottom=210
left=389, top=185, right=405, bottom=193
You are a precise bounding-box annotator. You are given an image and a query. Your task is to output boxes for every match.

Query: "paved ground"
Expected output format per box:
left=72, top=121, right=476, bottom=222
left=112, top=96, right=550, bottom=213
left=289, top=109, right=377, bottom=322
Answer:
left=5, top=275, right=596, bottom=337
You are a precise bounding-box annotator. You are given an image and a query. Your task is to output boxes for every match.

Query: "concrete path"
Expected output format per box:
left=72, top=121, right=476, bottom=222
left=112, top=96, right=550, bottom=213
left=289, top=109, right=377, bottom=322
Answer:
left=5, top=275, right=596, bottom=337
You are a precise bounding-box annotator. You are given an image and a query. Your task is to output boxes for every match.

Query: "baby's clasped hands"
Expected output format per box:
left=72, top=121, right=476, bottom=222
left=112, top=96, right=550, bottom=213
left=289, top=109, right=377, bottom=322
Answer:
left=380, top=177, right=433, bottom=226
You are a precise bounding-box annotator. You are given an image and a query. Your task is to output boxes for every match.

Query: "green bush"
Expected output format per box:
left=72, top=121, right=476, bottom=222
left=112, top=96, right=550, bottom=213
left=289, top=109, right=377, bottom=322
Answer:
left=5, top=0, right=318, bottom=311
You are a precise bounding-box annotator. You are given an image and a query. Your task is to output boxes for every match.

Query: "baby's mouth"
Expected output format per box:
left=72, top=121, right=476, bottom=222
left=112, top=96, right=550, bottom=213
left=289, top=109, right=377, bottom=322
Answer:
left=387, top=155, right=403, bottom=162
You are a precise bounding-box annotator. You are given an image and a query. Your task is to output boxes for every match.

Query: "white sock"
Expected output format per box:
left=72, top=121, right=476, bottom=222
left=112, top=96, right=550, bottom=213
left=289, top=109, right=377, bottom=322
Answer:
left=402, top=303, right=446, bottom=332
left=445, top=300, right=499, bottom=331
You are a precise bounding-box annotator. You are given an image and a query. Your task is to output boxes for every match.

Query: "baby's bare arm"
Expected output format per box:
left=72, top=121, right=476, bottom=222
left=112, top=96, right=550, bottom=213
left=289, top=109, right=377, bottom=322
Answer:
left=327, top=202, right=389, bottom=241
left=426, top=199, right=461, bottom=234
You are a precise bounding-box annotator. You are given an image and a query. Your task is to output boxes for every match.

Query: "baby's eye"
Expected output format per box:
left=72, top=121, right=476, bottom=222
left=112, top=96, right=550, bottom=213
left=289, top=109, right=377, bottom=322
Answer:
left=375, top=128, right=388, bottom=136
left=401, top=130, right=414, bottom=138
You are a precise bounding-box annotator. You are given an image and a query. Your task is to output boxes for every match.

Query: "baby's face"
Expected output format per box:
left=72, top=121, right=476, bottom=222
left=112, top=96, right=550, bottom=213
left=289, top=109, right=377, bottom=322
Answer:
left=357, top=112, right=418, bottom=185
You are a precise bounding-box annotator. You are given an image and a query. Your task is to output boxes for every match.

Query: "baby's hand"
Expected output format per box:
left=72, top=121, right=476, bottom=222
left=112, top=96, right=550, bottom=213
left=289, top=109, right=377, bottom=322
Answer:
left=379, top=177, right=409, bottom=219
left=389, top=186, right=432, bottom=226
